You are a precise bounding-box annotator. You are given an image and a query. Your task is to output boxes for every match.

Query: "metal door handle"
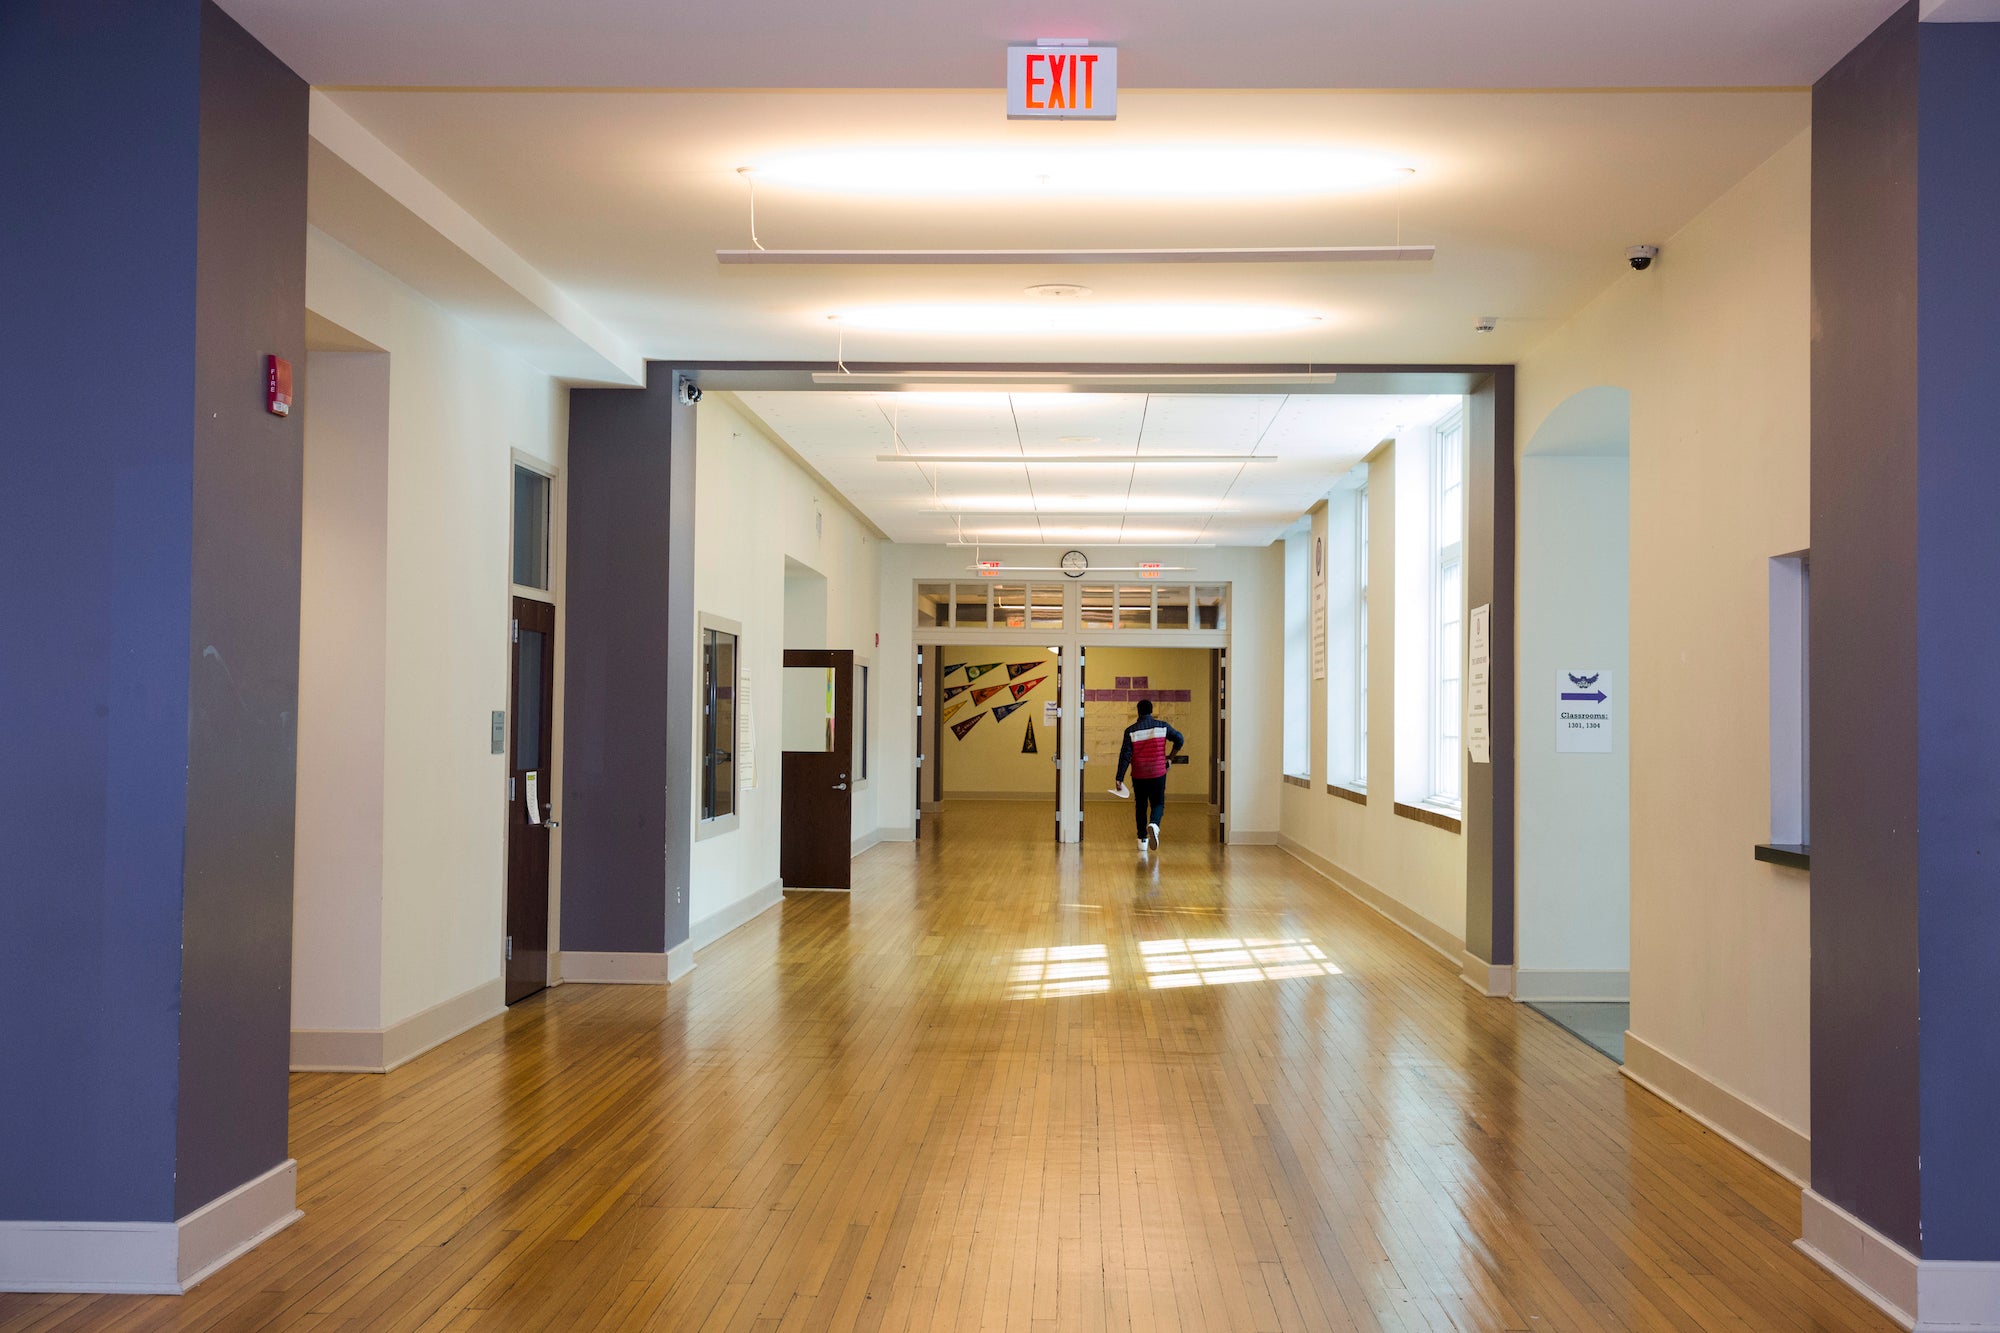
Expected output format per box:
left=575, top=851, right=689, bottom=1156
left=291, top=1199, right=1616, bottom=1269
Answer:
left=833, top=783, right=848, bottom=791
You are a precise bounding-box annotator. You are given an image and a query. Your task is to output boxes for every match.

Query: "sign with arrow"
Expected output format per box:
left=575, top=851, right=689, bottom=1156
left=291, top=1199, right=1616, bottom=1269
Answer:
left=1556, top=669, right=1613, bottom=754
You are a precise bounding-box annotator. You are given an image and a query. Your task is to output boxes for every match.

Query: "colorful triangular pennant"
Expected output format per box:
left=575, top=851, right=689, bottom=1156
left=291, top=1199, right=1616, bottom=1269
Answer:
left=1006, top=660, right=1045, bottom=679
left=1008, top=675, right=1048, bottom=701
left=964, top=663, right=1002, bottom=682
left=1021, top=718, right=1038, bottom=754
left=992, top=700, right=1027, bottom=724
left=971, top=683, right=1009, bottom=705
left=941, top=662, right=966, bottom=678
left=941, top=683, right=968, bottom=702
left=942, top=698, right=968, bottom=722
left=950, top=712, right=986, bottom=741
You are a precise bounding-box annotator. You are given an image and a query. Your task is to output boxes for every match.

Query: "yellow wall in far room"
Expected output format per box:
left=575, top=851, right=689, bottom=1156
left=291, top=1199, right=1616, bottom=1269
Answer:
left=936, top=646, right=1059, bottom=798
left=1081, top=646, right=1214, bottom=804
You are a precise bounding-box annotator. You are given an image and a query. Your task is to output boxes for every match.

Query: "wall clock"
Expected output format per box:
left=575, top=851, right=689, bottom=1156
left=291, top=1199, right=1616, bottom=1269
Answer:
left=1060, top=550, right=1089, bottom=579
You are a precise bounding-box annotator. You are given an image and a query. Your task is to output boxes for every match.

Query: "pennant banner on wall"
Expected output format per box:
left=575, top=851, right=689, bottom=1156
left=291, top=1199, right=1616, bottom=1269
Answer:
left=1021, top=718, right=1038, bottom=754
left=941, top=662, right=966, bottom=679
left=965, top=663, right=1003, bottom=682
left=971, top=683, right=1009, bottom=706
left=1006, top=660, right=1045, bottom=679
left=942, top=698, right=969, bottom=723
left=941, top=683, right=968, bottom=702
left=950, top=712, right=986, bottom=741
left=992, top=700, right=1027, bottom=724
left=1008, top=676, right=1048, bottom=701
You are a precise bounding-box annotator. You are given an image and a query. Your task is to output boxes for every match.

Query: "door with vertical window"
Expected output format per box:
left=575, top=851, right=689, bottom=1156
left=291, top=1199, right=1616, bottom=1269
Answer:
left=780, top=649, right=854, bottom=890
left=505, top=597, right=555, bottom=1003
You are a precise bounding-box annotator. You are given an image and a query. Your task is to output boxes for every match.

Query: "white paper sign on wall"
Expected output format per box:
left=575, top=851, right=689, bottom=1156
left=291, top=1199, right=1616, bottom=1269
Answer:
left=1556, top=669, right=1613, bottom=754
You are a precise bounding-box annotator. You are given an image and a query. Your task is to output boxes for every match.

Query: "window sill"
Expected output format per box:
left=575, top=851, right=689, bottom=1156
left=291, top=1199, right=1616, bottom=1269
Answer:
left=1394, top=801, right=1462, bottom=834
left=1755, top=842, right=1810, bottom=871
left=695, top=813, right=741, bottom=842
left=1282, top=773, right=1312, bottom=789
left=1326, top=783, right=1367, bottom=806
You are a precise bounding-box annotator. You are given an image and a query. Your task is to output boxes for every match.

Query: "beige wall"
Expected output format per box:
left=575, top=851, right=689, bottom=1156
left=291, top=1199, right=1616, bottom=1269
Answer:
left=297, top=228, right=569, bottom=1035
left=1279, top=444, right=1468, bottom=949
left=1081, top=646, right=1215, bottom=804
left=1518, top=128, right=1812, bottom=1134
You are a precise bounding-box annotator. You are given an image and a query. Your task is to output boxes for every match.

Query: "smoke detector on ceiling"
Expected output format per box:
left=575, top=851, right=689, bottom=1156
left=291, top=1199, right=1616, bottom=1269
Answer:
left=1025, top=283, right=1093, bottom=299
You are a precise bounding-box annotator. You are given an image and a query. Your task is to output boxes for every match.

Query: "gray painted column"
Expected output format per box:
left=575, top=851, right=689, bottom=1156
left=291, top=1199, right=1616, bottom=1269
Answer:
left=561, top=365, right=695, bottom=961
left=1810, top=0, right=2000, bottom=1292
left=0, top=0, right=306, bottom=1265
left=1464, top=371, right=1518, bottom=981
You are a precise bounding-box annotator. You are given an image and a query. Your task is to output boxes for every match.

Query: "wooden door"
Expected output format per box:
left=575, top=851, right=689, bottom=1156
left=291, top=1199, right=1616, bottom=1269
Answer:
left=780, top=649, right=854, bottom=891
left=505, top=597, right=555, bottom=1003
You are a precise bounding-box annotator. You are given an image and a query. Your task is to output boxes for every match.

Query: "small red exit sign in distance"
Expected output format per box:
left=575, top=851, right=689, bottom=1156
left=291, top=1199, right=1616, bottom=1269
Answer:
left=1137, top=563, right=1162, bottom=579
left=1007, top=42, right=1117, bottom=120
left=976, top=561, right=1003, bottom=578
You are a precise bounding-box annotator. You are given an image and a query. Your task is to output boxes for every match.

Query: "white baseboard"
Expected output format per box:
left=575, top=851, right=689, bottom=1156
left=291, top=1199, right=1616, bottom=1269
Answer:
left=1228, top=829, right=1279, bottom=846
left=291, top=978, right=505, bottom=1073
left=1460, top=952, right=1515, bottom=998
left=691, top=880, right=783, bottom=953
left=1797, top=1188, right=2000, bottom=1330
left=0, top=1159, right=299, bottom=1295
left=850, top=829, right=883, bottom=857
left=878, top=825, right=916, bottom=843
left=1621, top=1031, right=1810, bottom=1184
left=667, top=940, right=695, bottom=983
left=1277, top=835, right=1464, bottom=965
left=1513, top=968, right=1630, bottom=1002
left=562, top=950, right=670, bottom=984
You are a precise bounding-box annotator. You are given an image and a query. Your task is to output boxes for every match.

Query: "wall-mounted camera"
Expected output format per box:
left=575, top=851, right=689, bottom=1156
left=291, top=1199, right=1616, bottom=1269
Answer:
left=1627, top=245, right=1661, bottom=272
left=677, top=377, right=702, bottom=406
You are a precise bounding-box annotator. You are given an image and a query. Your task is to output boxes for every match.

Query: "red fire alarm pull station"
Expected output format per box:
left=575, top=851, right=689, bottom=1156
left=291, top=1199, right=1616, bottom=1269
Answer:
left=267, top=355, right=292, bottom=417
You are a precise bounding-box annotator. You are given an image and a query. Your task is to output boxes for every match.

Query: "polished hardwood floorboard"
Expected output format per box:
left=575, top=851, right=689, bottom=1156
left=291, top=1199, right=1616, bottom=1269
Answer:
left=3, top=802, right=1890, bottom=1331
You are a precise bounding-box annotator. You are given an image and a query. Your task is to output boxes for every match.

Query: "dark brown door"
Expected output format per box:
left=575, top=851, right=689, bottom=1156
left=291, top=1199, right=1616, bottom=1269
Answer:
left=505, top=597, right=555, bottom=1003
left=781, top=649, right=855, bottom=890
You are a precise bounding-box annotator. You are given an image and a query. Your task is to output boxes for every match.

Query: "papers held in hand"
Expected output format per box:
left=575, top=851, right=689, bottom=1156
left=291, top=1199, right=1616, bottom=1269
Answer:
left=1109, top=783, right=1130, bottom=799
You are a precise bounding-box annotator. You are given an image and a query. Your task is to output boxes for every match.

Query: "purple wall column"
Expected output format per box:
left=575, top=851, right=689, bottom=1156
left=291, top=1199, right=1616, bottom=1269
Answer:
left=0, top=0, right=306, bottom=1233
left=1812, top=0, right=2000, bottom=1269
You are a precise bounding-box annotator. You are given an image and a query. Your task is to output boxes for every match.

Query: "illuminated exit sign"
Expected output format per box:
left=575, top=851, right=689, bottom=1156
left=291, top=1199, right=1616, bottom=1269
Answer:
left=1007, top=42, right=1117, bottom=120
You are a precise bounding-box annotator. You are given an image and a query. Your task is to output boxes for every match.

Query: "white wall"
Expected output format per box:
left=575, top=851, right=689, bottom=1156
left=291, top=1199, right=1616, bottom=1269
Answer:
left=690, top=396, right=882, bottom=933
left=294, top=349, right=390, bottom=1032
left=1280, top=438, right=1468, bottom=950
left=1516, top=454, right=1631, bottom=989
left=1518, top=130, right=1811, bottom=1136
left=296, top=228, right=568, bottom=1035
left=876, top=543, right=1283, bottom=841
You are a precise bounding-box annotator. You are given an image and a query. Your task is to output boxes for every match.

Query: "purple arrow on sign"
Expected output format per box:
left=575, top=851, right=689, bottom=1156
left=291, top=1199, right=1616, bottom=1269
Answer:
left=1561, top=690, right=1607, bottom=703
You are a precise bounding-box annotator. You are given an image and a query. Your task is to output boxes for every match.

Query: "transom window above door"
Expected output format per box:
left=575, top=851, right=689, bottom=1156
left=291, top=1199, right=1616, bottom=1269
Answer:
left=916, top=581, right=1228, bottom=632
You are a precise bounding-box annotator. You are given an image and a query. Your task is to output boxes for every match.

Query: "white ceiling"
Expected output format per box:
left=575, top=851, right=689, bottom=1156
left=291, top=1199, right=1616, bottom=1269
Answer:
left=734, top=390, right=1456, bottom=545
left=311, top=87, right=1808, bottom=366
left=222, top=0, right=1898, bottom=89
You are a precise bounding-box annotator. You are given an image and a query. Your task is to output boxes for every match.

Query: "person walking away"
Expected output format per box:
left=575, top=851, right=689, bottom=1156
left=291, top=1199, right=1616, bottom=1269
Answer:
left=1115, top=699, right=1184, bottom=853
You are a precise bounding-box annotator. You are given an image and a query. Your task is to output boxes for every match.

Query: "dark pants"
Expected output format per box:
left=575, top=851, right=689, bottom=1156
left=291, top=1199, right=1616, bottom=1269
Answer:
left=1132, top=776, right=1167, bottom=838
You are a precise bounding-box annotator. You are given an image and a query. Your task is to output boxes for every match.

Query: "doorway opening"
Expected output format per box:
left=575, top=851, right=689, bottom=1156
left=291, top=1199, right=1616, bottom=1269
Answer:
left=1080, top=645, right=1224, bottom=848
left=918, top=639, right=1061, bottom=846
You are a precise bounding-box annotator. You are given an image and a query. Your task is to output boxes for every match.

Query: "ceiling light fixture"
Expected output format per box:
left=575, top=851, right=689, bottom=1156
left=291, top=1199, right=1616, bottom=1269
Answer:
left=878, top=453, right=1274, bottom=466
left=720, top=245, right=1432, bottom=266
left=743, top=148, right=1416, bottom=198
left=830, top=304, right=1322, bottom=335
left=813, top=370, right=1342, bottom=390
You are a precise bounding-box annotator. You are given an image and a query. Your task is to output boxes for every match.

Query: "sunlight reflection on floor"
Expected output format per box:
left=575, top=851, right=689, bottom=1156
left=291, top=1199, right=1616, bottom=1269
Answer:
left=1007, top=938, right=1341, bottom=998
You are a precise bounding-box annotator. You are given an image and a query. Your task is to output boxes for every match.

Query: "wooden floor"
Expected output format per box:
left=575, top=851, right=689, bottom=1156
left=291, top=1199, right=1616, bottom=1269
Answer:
left=3, top=802, right=1890, bottom=1332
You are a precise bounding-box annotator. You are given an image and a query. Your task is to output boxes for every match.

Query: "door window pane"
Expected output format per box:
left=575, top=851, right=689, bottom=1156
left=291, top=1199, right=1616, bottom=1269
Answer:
left=514, top=630, right=545, bottom=769
left=916, top=584, right=949, bottom=628
left=993, top=584, right=1028, bottom=628
left=702, top=627, right=737, bottom=821
left=951, top=584, right=990, bottom=627
left=1155, top=585, right=1191, bottom=629
left=856, top=665, right=870, bottom=780
left=1117, top=587, right=1153, bottom=630
left=783, top=666, right=838, bottom=751
left=1030, top=584, right=1066, bottom=627
left=1081, top=584, right=1115, bottom=629
left=1196, top=586, right=1228, bottom=630
left=512, top=466, right=551, bottom=590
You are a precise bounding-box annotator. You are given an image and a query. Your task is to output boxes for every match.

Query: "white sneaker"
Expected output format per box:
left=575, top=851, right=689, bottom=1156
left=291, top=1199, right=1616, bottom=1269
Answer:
left=1148, top=823, right=1161, bottom=849
left=1137, top=838, right=1149, bottom=854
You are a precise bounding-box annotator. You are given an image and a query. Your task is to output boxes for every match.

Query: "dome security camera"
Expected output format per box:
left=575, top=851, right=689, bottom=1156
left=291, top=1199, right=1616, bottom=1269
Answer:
left=1627, top=245, right=1661, bottom=272
left=677, top=377, right=703, bottom=406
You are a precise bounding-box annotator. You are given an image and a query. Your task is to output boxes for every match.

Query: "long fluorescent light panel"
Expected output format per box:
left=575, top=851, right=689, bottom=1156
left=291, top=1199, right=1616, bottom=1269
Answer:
left=719, top=245, right=1433, bottom=266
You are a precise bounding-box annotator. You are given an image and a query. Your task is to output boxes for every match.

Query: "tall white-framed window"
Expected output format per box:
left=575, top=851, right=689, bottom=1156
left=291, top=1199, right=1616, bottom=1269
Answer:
left=1354, top=483, right=1370, bottom=786
left=1282, top=523, right=1311, bottom=780
left=1429, top=414, right=1465, bottom=808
